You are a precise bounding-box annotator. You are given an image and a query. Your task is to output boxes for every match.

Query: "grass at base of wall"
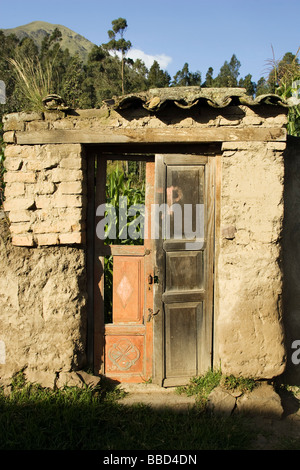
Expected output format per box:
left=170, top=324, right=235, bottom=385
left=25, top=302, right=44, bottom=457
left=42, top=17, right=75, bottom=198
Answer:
left=0, top=371, right=257, bottom=451
left=176, top=369, right=257, bottom=409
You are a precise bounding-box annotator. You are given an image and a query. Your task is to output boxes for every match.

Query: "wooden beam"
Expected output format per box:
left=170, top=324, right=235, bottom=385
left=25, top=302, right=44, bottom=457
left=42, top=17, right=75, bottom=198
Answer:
left=15, top=126, right=287, bottom=145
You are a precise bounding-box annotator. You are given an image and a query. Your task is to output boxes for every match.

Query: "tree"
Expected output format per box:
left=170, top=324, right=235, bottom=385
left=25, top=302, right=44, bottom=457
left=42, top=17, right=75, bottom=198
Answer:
left=255, top=77, right=270, bottom=96
left=238, top=73, right=256, bottom=96
left=148, top=60, right=170, bottom=88
left=0, top=32, right=20, bottom=115
left=267, top=50, right=300, bottom=93
left=103, top=18, right=132, bottom=94
left=61, top=53, right=85, bottom=108
left=202, top=67, right=214, bottom=87
left=266, top=49, right=300, bottom=136
left=172, top=62, right=201, bottom=87
left=126, top=58, right=148, bottom=92
left=214, top=54, right=241, bottom=87
left=84, top=44, right=124, bottom=106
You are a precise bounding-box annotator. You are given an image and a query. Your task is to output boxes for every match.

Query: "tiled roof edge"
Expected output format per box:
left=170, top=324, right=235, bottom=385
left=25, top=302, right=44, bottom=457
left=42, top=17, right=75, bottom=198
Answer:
left=103, top=86, right=298, bottom=113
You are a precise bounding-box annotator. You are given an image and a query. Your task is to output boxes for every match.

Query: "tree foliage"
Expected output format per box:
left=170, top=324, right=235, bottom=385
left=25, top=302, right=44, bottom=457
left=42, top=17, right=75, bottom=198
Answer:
left=0, top=20, right=300, bottom=136
left=103, top=18, right=132, bottom=94
left=172, top=62, right=201, bottom=87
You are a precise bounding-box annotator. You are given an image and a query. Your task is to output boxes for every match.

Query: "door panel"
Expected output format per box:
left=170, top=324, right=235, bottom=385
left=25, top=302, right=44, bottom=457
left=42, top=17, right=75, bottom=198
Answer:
left=154, top=154, right=215, bottom=387
left=165, top=251, right=204, bottom=292
left=113, top=256, right=144, bottom=323
left=165, top=302, right=203, bottom=379
left=105, top=335, right=144, bottom=375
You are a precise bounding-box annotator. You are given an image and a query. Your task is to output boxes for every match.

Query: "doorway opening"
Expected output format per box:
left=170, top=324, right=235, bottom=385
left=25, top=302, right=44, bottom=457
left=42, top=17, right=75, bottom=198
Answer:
left=103, top=158, right=147, bottom=324
left=87, top=147, right=218, bottom=386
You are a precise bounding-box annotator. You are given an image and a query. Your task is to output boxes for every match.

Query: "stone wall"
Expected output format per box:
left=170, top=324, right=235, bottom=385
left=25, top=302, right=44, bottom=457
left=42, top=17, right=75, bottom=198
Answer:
left=3, top=141, right=86, bottom=247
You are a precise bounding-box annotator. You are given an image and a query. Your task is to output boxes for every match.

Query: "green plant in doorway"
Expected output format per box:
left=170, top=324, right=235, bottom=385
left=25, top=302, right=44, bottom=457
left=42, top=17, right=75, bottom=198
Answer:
left=104, top=163, right=145, bottom=323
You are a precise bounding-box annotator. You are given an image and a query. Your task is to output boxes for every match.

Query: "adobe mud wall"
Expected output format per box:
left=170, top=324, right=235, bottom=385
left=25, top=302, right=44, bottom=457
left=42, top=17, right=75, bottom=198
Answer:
left=215, top=140, right=286, bottom=378
left=0, top=216, right=87, bottom=384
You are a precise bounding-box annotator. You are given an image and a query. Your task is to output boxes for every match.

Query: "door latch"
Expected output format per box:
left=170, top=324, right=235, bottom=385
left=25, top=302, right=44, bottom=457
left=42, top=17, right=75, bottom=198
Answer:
left=147, top=308, right=160, bottom=322
left=148, top=274, right=159, bottom=285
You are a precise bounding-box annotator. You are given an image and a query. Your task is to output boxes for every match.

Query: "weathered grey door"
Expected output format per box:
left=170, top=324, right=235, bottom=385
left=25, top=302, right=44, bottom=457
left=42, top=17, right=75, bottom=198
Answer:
left=153, top=154, right=215, bottom=387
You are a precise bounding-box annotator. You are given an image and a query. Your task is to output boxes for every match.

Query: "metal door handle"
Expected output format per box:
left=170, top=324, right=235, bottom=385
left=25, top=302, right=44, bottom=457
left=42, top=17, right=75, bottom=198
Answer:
left=147, top=308, right=160, bottom=322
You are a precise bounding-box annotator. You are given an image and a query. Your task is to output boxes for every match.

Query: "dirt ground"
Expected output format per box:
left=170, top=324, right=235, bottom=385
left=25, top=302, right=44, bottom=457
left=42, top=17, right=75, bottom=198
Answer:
left=116, top=383, right=300, bottom=450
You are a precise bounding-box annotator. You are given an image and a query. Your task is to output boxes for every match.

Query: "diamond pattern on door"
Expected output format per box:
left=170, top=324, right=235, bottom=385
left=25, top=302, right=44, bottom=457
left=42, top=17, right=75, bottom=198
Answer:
left=113, top=256, right=144, bottom=324
left=117, top=275, right=133, bottom=308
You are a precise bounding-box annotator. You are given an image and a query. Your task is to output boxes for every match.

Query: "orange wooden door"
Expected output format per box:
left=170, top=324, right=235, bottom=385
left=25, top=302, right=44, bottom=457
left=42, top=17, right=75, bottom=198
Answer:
left=94, top=157, right=155, bottom=383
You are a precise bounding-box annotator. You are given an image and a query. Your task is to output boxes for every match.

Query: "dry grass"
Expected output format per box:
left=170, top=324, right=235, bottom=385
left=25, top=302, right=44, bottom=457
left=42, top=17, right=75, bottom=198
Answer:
left=8, top=55, right=54, bottom=111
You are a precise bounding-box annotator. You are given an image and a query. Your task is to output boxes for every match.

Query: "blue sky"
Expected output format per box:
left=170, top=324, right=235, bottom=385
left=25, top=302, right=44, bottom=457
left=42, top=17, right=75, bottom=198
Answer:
left=1, top=0, right=299, bottom=84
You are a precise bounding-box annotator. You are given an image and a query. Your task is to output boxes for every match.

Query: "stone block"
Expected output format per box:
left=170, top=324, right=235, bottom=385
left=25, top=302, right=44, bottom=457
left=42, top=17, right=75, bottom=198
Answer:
left=59, top=232, right=84, bottom=244
left=19, top=111, right=44, bottom=122
left=53, top=195, right=83, bottom=208
left=44, top=111, right=65, bottom=121
left=25, top=369, right=57, bottom=389
left=3, top=131, right=15, bottom=143
left=51, top=168, right=82, bottom=182
left=34, top=182, right=56, bottom=196
left=267, top=142, right=287, bottom=151
left=242, top=116, right=263, bottom=126
left=219, top=117, right=241, bottom=126
left=3, top=112, right=43, bottom=126
left=35, top=233, right=59, bottom=245
left=5, top=182, right=25, bottom=196
left=265, top=114, right=288, bottom=126
left=3, top=197, right=35, bottom=211
left=60, top=157, right=83, bottom=170
left=10, top=223, right=32, bottom=234
left=51, top=119, right=74, bottom=129
left=26, top=120, right=49, bottom=132
left=59, top=181, right=83, bottom=194
left=8, top=210, right=31, bottom=223
left=236, top=382, right=283, bottom=418
left=4, top=145, right=23, bottom=158
left=3, top=119, right=25, bottom=132
left=32, top=219, right=83, bottom=234
left=35, top=195, right=55, bottom=209
left=76, top=370, right=101, bottom=389
left=11, top=234, right=34, bottom=246
left=56, top=371, right=85, bottom=389
left=4, top=171, right=36, bottom=184
left=207, top=386, right=237, bottom=416
left=4, top=158, right=23, bottom=171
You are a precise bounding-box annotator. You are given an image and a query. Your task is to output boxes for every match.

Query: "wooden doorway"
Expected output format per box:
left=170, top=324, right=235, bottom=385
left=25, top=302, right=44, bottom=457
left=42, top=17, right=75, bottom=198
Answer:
left=153, top=154, right=215, bottom=387
left=92, top=151, right=215, bottom=386
left=93, top=153, right=155, bottom=383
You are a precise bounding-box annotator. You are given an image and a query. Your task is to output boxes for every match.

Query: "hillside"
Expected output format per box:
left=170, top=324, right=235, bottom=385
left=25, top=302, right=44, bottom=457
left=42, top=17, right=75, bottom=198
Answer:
left=1, top=21, right=95, bottom=62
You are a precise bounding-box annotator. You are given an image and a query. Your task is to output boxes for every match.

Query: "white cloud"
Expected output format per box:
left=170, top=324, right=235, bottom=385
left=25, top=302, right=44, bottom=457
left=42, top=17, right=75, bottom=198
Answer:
left=126, top=48, right=172, bottom=70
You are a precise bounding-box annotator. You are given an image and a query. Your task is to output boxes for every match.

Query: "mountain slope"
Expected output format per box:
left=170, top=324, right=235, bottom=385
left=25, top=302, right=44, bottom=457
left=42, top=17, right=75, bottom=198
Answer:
left=1, top=21, right=96, bottom=62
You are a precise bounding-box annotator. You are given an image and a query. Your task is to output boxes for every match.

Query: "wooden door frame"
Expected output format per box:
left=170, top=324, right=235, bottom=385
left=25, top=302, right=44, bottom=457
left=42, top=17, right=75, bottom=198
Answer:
left=86, top=144, right=220, bottom=384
